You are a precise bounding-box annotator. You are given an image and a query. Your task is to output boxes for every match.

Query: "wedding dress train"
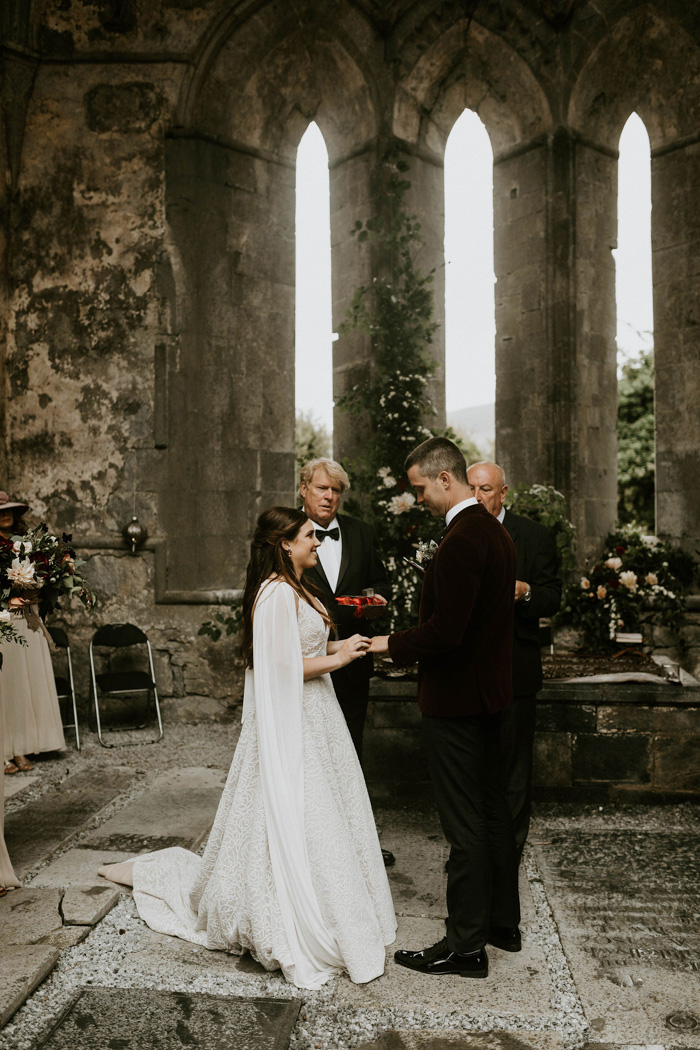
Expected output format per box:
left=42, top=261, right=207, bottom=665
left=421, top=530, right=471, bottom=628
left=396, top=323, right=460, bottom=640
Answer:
left=107, top=581, right=396, bottom=989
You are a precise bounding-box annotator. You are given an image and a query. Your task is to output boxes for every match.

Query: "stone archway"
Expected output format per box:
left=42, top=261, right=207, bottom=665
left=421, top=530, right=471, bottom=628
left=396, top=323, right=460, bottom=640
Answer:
left=157, top=2, right=381, bottom=595
left=569, top=4, right=700, bottom=556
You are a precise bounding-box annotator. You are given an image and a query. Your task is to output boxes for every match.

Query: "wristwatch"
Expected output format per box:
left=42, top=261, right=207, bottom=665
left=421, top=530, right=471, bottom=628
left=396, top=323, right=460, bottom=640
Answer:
left=523, top=587, right=532, bottom=602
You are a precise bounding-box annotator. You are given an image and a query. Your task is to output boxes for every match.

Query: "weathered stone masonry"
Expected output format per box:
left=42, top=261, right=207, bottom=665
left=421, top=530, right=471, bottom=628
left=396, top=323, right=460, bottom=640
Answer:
left=1, top=1, right=699, bottom=715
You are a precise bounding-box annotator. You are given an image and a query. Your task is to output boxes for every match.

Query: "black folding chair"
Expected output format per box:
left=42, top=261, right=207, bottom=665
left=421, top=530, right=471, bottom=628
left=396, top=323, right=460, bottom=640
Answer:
left=48, top=626, right=80, bottom=751
left=89, top=623, right=163, bottom=747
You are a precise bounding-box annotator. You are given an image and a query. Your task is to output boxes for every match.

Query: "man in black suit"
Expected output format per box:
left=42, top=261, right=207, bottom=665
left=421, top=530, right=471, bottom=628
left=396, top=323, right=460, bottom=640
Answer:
left=467, top=461, right=562, bottom=861
left=370, top=438, right=520, bottom=979
left=300, top=459, right=395, bottom=866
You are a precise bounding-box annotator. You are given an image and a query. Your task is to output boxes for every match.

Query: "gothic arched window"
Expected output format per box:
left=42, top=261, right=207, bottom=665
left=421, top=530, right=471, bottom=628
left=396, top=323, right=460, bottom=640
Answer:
left=444, top=109, right=496, bottom=460
left=295, top=121, right=333, bottom=461
left=615, top=112, right=655, bottom=530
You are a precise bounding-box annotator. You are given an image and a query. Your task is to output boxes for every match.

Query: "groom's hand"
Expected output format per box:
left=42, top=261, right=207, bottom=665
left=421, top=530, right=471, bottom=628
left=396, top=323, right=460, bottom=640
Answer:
left=368, top=635, right=390, bottom=654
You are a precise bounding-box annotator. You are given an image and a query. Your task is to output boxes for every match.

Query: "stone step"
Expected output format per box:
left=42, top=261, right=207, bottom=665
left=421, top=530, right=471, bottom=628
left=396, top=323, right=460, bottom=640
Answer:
left=79, top=766, right=227, bottom=853
left=38, top=988, right=300, bottom=1049
left=0, top=944, right=59, bottom=1029
left=4, top=768, right=133, bottom=878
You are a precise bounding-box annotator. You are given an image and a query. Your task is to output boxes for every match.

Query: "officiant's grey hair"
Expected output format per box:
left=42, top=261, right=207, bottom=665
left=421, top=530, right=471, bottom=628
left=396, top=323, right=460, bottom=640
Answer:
left=404, top=437, right=468, bottom=484
left=299, top=458, right=351, bottom=492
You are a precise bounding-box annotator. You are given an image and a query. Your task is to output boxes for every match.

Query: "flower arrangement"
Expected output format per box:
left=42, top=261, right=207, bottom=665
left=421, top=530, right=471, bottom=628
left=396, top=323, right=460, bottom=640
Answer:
left=556, top=524, right=695, bottom=652
left=0, top=524, right=97, bottom=622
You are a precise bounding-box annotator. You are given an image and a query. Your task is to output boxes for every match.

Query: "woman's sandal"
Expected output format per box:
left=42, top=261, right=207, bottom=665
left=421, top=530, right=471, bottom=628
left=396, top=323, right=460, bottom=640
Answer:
left=0, top=886, right=8, bottom=897
left=3, top=761, right=18, bottom=775
left=13, top=755, right=33, bottom=772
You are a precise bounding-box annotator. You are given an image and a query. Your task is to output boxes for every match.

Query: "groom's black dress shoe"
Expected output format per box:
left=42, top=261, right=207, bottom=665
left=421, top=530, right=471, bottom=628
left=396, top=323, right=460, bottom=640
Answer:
left=488, top=926, right=522, bottom=952
left=381, top=849, right=395, bottom=867
left=394, top=938, right=488, bottom=978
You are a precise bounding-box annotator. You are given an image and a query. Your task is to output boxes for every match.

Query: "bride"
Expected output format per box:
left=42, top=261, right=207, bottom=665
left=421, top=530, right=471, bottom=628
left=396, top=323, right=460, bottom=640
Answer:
left=100, top=506, right=396, bottom=989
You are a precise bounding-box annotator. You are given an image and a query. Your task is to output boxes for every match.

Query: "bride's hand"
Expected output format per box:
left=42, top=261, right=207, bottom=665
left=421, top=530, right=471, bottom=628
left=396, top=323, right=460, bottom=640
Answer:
left=337, top=634, right=370, bottom=667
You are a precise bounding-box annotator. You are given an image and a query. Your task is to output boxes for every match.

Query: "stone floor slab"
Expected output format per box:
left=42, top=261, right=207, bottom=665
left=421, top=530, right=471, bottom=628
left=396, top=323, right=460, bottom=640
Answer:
left=62, top=885, right=120, bottom=925
left=114, top=925, right=269, bottom=981
left=40, top=926, right=90, bottom=949
left=4, top=769, right=133, bottom=877
left=80, top=767, right=227, bottom=852
left=37, top=988, right=300, bottom=1049
left=331, top=914, right=555, bottom=1021
left=534, top=830, right=700, bottom=1047
left=3, top=775, right=38, bottom=799
left=0, top=889, right=64, bottom=946
left=31, top=848, right=139, bottom=889
left=0, top=944, right=59, bottom=1028
left=355, top=1032, right=568, bottom=1050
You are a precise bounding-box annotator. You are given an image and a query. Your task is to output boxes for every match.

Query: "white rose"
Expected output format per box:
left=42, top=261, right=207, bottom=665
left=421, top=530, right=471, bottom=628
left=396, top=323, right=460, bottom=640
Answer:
left=12, top=540, right=32, bottom=554
left=388, top=492, right=416, bottom=515
left=645, top=572, right=658, bottom=585
left=580, top=577, right=590, bottom=590
left=0, top=609, right=11, bottom=622
left=605, top=557, right=622, bottom=571
left=619, top=570, right=638, bottom=591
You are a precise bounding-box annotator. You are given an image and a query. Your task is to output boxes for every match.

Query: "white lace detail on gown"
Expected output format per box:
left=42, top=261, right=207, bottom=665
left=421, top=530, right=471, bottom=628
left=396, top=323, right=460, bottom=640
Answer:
left=131, top=582, right=396, bottom=989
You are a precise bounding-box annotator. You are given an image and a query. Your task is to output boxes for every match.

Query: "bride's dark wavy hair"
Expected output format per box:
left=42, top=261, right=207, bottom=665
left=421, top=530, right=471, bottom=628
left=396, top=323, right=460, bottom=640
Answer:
left=241, top=506, right=332, bottom=668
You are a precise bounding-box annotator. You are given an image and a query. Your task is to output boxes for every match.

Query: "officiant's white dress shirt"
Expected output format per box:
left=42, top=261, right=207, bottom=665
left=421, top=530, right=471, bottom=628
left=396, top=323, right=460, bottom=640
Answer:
left=497, top=507, right=506, bottom=524
left=445, top=497, right=478, bottom=527
left=312, top=516, right=342, bottom=592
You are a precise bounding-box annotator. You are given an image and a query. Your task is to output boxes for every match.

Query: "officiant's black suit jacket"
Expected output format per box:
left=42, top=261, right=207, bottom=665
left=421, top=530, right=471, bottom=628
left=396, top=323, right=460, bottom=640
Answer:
left=388, top=503, right=516, bottom=717
left=502, top=509, right=562, bottom=697
left=304, top=512, right=390, bottom=688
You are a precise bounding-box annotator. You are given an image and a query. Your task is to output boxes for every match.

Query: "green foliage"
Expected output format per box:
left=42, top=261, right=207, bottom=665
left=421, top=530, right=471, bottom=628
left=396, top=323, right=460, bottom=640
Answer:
left=506, top=483, right=577, bottom=577
left=336, top=155, right=453, bottom=629
left=295, top=412, right=331, bottom=484
left=199, top=597, right=243, bottom=644
left=618, top=349, right=655, bottom=529
left=556, top=524, right=695, bottom=652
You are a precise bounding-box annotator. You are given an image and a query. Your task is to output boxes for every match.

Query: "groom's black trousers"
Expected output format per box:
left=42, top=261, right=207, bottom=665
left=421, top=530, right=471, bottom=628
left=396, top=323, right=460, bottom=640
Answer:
left=423, top=711, right=520, bottom=953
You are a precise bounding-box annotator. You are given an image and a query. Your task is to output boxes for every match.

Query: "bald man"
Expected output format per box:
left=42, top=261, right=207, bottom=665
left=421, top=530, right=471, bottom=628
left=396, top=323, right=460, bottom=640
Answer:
left=467, top=462, right=562, bottom=860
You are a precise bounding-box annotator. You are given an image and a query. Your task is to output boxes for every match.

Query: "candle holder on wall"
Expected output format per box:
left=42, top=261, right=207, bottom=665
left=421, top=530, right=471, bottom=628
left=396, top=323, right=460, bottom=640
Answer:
left=122, top=515, right=148, bottom=555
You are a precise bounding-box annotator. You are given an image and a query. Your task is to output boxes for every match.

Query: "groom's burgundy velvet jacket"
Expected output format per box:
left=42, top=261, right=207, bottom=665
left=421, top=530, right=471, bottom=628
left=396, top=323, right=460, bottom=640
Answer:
left=388, top=503, right=516, bottom=718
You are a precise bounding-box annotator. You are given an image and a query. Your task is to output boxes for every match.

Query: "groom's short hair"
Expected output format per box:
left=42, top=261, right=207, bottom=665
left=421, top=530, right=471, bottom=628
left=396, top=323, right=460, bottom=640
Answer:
left=405, top=437, right=468, bottom=484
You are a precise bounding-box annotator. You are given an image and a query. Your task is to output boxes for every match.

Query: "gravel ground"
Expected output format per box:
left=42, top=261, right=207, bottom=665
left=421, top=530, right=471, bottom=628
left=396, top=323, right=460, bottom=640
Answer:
left=3, top=724, right=697, bottom=1050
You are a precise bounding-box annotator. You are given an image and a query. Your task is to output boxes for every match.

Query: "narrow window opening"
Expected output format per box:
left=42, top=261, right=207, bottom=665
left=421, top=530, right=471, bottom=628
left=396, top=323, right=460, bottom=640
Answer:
left=614, top=112, right=654, bottom=531
left=444, top=109, right=496, bottom=461
left=295, top=122, right=333, bottom=469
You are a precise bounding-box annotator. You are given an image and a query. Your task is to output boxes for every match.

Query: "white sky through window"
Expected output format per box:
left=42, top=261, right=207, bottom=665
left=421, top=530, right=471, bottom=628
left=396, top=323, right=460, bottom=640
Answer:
left=615, top=112, right=653, bottom=366
left=295, top=122, right=334, bottom=435
left=444, top=109, right=496, bottom=415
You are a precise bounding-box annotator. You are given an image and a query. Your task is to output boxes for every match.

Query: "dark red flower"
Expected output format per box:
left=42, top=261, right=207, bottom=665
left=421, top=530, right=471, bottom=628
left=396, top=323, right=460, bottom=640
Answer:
left=608, top=578, right=620, bottom=590
left=615, top=546, right=626, bottom=555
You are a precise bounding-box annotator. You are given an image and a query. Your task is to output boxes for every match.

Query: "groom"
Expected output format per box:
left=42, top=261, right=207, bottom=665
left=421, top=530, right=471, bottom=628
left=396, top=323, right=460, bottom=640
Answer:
left=370, top=437, right=520, bottom=978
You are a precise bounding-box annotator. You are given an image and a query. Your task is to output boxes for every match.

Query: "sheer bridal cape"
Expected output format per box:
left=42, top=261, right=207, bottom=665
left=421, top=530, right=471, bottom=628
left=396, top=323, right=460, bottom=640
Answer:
left=122, top=580, right=396, bottom=989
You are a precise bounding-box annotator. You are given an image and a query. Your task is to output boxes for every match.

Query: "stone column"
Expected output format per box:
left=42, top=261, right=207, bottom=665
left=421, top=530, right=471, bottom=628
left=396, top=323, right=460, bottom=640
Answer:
left=572, top=137, right=618, bottom=561
left=494, top=129, right=618, bottom=563
left=330, top=140, right=446, bottom=464
left=159, top=135, right=296, bottom=596
left=652, top=141, right=700, bottom=554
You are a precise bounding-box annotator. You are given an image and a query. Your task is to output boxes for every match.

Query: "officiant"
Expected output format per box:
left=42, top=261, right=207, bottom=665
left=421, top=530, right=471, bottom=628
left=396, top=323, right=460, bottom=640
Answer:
left=299, top=458, right=390, bottom=760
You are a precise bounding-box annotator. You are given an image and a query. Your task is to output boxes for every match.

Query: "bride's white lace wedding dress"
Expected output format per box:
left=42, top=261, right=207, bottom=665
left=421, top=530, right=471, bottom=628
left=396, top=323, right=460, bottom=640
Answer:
left=126, top=580, right=396, bottom=989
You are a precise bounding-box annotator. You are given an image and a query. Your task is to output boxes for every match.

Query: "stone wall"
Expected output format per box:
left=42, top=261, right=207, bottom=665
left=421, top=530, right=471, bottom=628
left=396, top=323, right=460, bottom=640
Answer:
left=365, top=677, right=700, bottom=802
left=0, top=1, right=698, bottom=716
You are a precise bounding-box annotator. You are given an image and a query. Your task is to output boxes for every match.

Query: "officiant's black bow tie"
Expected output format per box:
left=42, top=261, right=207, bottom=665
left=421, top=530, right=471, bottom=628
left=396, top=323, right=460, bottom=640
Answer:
left=315, top=527, right=340, bottom=542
